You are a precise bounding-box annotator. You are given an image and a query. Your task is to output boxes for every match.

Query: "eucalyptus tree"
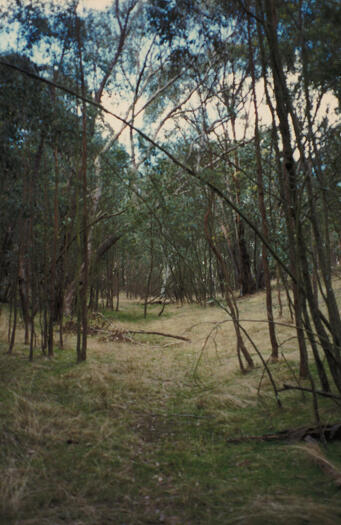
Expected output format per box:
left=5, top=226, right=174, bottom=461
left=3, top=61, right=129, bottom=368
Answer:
left=1, top=0, right=171, bottom=359
left=0, top=53, right=54, bottom=356
left=0, top=48, right=91, bottom=357
left=146, top=0, right=341, bottom=391
left=2, top=0, right=340, bottom=385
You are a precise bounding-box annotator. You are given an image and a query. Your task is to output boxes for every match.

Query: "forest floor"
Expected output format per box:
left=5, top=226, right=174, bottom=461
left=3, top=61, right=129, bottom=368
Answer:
left=1, top=281, right=341, bottom=524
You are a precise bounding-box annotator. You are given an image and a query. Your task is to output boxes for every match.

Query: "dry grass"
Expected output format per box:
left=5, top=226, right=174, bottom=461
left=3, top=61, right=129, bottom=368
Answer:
left=237, top=494, right=341, bottom=525
left=0, top=282, right=341, bottom=524
left=292, top=441, right=341, bottom=486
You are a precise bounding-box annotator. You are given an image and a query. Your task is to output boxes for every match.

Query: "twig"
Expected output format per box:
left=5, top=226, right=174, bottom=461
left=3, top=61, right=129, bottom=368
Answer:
left=192, top=325, right=219, bottom=380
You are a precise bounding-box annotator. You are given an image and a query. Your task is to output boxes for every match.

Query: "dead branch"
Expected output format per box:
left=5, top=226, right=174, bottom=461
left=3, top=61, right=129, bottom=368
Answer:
left=226, top=422, right=341, bottom=444
left=149, top=412, right=212, bottom=419
left=279, top=384, right=341, bottom=401
left=89, top=327, right=190, bottom=342
left=126, top=329, right=190, bottom=342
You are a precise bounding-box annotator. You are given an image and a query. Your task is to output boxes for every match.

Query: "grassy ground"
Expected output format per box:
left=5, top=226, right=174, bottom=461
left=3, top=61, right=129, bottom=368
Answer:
left=0, top=287, right=341, bottom=524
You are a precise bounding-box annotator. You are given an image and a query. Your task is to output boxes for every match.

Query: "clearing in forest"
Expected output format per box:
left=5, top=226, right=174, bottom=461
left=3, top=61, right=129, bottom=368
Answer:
left=0, top=286, right=341, bottom=525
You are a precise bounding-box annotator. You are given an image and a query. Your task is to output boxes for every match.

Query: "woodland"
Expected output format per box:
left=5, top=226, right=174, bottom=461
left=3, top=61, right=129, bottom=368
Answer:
left=0, top=0, right=341, bottom=523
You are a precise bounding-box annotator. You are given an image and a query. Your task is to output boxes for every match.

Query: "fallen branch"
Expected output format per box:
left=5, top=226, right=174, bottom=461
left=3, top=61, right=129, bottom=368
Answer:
left=149, top=412, right=211, bottom=419
left=89, top=327, right=190, bottom=342
left=279, top=383, right=341, bottom=401
left=126, top=329, right=190, bottom=342
left=226, top=422, right=341, bottom=444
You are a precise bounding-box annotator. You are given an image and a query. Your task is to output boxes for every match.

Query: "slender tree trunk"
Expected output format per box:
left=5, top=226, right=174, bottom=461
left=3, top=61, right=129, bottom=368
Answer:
left=276, top=264, right=283, bottom=318
left=76, top=14, right=89, bottom=362
left=262, top=0, right=341, bottom=387
left=144, top=232, right=154, bottom=319
left=247, top=13, right=279, bottom=360
left=262, top=0, right=309, bottom=377
left=47, top=146, right=60, bottom=358
left=115, top=267, right=120, bottom=312
left=8, top=282, right=17, bottom=355
left=204, top=197, right=254, bottom=371
left=229, top=118, right=256, bottom=296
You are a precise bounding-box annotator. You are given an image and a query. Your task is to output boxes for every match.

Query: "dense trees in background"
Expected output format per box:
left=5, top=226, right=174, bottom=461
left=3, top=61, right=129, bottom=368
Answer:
left=0, top=0, right=340, bottom=394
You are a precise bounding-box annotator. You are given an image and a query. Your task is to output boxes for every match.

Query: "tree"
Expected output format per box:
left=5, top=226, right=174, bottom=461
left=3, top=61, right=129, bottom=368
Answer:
left=146, top=0, right=341, bottom=391
left=1, top=0, right=340, bottom=395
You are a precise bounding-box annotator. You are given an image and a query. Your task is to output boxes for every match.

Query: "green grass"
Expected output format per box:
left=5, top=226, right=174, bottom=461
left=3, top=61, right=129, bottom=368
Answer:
left=1, top=296, right=341, bottom=524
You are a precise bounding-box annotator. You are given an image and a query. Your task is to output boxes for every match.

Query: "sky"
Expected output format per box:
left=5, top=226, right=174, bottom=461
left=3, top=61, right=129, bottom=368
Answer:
left=0, top=0, right=113, bottom=11
left=80, top=0, right=113, bottom=8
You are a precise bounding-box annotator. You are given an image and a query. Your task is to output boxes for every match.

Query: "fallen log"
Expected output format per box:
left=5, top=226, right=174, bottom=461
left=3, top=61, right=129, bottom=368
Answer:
left=226, top=422, right=341, bottom=444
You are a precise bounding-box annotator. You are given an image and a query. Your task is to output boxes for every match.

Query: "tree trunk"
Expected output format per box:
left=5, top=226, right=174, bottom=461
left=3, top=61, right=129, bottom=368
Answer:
left=247, top=13, right=279, bottom=359
left=262, top=0, right=341, bottom=388
left=76, top=14, right=89, bottom=362
left=204, top=197, right=254, bottom=372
